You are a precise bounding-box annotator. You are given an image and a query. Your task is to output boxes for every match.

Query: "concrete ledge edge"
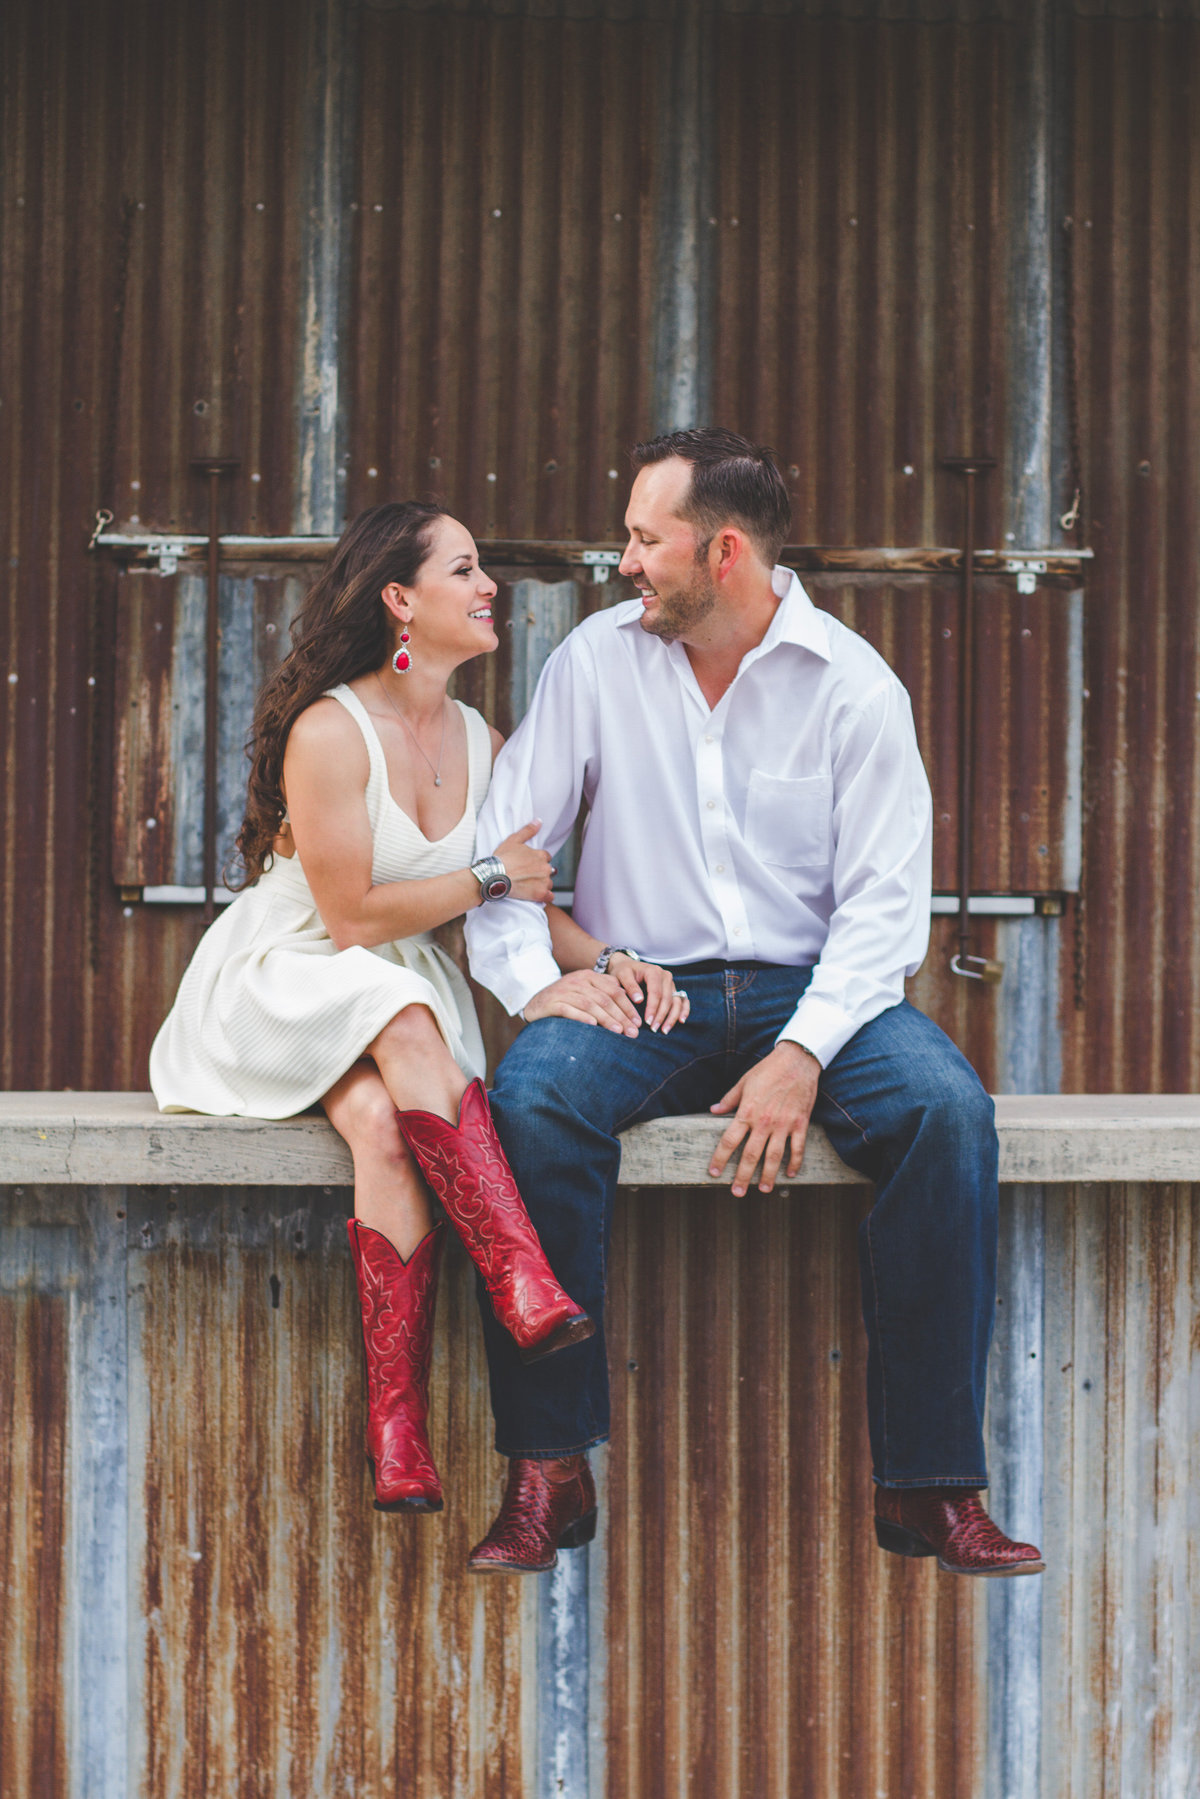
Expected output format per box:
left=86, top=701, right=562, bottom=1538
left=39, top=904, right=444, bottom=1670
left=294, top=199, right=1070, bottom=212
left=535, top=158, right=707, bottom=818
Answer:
left=1, top=1093, right=1198, bottom=1187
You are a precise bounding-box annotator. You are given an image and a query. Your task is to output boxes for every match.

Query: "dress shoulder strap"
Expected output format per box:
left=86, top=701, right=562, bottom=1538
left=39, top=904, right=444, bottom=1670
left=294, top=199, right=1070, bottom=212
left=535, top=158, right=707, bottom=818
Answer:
left=323, top=683, right=390, bottom=818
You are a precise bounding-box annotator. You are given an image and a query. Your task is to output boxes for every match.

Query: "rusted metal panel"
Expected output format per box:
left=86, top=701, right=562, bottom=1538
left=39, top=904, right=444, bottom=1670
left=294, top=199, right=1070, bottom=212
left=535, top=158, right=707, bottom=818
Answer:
left=124, top=1186, right=535, bottom=1798
left=112, top=568, right=308, bottom=889
left=1042, top=1181, right=1200, bottom=1798
left=345, top=4, right=659, bottom=541
left=0, top=1282, right=69, bottom=1798
left=1, top=0, right=329, bottom=1091
left=604, top=1186, right=987, bottom=1799
left=809, top=577, right=1080, bottom=893
left=604, top=1179, right=1200, bottom=1797
left=3, top=1175, right=1199, bottom=1794
left=710, top=9, right=1011, bottom=554
left=1059, top=14, right=1200, bottom=1095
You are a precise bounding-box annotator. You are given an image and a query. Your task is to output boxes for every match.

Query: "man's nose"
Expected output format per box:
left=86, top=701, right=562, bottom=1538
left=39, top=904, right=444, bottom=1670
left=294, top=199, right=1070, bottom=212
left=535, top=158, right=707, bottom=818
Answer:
left=618, top=542, right=638, bottom=579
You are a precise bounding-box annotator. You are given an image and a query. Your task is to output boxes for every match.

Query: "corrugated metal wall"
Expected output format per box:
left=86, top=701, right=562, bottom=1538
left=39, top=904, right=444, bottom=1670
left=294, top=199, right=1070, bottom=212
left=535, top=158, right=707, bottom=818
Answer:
left=1061, top=13, right=1200, bottom=1094
left=0, top=1186, right=539, bottom=1798
left=3, top=3, right=1200, bottom=1796
left=7, top=0, right=1196, bottom=1096
left=6, top=1174, right=1199, bottom=1797
left=605, top=1186, right=987, bottom=1799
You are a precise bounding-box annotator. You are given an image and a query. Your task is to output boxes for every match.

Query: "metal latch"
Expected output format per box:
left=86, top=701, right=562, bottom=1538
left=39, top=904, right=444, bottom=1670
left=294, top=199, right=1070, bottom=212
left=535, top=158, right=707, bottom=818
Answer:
left=1004, top=556, right=1047, bottom=595
left=145, top=539, right=189, bottom=576
left=582, top=550, right=621, bottom=585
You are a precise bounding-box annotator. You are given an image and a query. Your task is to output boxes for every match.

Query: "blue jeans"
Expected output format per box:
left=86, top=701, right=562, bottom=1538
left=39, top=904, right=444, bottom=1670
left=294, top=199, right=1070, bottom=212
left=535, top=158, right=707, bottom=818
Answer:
left=483, top=965, right=998, bottom=1488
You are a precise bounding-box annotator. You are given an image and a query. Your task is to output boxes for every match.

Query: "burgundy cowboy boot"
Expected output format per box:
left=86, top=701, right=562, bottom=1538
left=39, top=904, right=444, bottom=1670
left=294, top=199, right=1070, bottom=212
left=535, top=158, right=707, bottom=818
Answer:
left=874, top=1487, right=1044, bottom=1576
left=347, top=1218, right=444, bottom=1512
left=467, top=1455, right=598, bottom=1574
left=395, top=1079, right=594, bottom=1364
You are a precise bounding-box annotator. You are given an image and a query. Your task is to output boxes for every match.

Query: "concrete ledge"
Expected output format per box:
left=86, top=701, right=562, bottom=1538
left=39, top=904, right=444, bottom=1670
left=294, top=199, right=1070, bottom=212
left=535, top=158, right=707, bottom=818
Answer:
left=1, top=1092, right=1198, bottom=1187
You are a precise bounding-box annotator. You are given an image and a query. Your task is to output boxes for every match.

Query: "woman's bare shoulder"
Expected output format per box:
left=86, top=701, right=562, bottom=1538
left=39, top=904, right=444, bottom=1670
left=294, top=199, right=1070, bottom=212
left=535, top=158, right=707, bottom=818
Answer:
left=489, top=725, right=505, bottom=761
left=286, top=695, right=368, bottom=767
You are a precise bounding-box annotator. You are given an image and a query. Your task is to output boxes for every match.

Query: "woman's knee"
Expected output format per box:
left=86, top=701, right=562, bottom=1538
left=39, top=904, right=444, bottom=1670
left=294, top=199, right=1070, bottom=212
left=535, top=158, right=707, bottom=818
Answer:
left=328, top=1074, right=409, bottom=1163
left=369, top=1003, right=445, bottom=1060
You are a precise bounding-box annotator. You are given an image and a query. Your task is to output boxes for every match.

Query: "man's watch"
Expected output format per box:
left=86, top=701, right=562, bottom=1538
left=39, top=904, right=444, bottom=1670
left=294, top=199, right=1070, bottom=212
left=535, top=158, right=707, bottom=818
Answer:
left=471, top=856, right=513, bottom=902
left=593, top=944, right=642, bottom=974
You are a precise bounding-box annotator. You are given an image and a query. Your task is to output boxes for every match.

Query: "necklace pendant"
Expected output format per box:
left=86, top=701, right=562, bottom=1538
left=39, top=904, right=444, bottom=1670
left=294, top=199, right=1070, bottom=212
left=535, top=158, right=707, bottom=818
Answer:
left=434, top=775, right=442, bottom=786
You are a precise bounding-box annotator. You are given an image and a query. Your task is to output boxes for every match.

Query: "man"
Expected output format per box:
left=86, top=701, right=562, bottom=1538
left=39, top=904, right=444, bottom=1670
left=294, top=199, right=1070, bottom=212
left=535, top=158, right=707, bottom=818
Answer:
left=463, top=428, right=1043, bottom=1579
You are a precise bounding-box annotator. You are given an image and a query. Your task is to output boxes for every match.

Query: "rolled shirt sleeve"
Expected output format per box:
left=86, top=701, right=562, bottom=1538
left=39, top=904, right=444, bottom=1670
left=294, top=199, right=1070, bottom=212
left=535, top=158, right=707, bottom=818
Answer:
left=776, top=678, right=932, bottom=1067
left=464, top=637, right=599, bottom=1016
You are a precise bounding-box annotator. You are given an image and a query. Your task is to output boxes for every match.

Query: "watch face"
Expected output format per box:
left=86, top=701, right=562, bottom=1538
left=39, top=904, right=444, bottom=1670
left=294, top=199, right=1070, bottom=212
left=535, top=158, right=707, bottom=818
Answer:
left=483, top=874, right=511, bottom=900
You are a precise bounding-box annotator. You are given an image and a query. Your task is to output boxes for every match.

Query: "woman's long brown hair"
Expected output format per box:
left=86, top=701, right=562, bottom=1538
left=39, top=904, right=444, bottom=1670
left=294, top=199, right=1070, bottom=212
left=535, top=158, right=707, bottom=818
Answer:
left=232, top=501, right=444, bottom=886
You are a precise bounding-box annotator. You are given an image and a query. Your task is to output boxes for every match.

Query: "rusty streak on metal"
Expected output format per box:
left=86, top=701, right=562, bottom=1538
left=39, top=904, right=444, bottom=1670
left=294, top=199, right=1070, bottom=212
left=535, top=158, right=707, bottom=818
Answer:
left=191, top=460, right=239, bottom=925
left=943, top=456, right=1003, bottom=982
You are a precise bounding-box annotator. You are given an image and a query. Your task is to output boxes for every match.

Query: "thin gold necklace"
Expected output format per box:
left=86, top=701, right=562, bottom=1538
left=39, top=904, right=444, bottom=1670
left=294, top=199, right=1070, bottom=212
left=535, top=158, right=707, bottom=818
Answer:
left=374, top=672, right=448, bottom=786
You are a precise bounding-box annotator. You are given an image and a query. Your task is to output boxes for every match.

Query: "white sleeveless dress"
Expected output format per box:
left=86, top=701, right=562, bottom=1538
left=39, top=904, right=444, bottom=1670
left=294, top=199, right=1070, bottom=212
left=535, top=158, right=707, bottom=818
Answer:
left=150, top=684, right=490, bottom=1117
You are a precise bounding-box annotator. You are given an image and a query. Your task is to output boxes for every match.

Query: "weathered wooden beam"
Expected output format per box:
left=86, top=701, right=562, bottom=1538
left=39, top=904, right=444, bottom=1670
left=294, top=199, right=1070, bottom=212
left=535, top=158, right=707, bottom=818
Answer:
left=92, top=535, right=1092, bottom=583
left=1, top=1093, right=1196, bottom=1189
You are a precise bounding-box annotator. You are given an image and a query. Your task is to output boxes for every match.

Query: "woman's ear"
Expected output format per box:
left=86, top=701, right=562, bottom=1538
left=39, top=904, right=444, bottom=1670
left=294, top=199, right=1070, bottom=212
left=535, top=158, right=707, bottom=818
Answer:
left=381, top=580, right=414, bottom=624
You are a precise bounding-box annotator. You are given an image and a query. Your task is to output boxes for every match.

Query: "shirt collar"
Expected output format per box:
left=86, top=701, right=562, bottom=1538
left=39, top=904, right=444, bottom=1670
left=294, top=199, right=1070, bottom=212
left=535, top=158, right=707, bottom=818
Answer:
left=760, top=566, right=832, bottom=662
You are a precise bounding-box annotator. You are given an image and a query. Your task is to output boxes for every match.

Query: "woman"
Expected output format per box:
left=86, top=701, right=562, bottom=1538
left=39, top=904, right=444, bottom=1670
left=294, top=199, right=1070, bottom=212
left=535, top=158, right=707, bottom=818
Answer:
left=151, top=502, right=687, bottom=1517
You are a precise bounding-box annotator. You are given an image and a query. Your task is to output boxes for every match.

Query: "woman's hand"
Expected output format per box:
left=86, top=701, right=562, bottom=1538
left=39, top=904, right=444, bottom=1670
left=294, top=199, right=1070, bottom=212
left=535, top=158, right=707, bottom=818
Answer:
left=494, top=821, right=555, bottom=904
left=607, top=953, right=691, bottom=1034
left=523, top=970, right=643, bottom=1034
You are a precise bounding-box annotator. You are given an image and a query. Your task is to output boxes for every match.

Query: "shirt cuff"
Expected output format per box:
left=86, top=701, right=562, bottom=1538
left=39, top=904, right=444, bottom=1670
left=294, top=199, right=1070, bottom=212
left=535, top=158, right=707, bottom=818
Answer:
left=776, top=995, right=859, bottom=1070
left=488, top=946, right=563, bottom=1019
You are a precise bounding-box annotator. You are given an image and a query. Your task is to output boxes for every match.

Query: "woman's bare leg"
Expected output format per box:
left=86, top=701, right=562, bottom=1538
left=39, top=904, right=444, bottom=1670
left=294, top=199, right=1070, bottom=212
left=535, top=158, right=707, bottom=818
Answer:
left=323, top=1061, right=435, bottom=1259
left=365, top=1004, right=470, bottom=1122
left=322, top=1006, right=468, bottom=1258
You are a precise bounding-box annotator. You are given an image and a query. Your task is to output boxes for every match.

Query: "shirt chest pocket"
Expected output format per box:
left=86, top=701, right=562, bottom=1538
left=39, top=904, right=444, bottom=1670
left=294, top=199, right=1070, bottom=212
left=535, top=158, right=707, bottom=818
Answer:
left=745, top=769, right=833, bottom=869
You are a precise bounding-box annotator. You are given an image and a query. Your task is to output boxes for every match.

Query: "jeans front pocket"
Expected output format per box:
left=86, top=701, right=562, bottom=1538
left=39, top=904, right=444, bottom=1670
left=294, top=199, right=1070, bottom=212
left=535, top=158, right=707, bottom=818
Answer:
left=745, top=769, right=832, bottom=868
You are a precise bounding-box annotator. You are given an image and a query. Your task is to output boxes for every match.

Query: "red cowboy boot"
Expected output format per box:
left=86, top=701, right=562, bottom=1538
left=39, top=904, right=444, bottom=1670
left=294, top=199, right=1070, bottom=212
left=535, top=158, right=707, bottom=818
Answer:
left=395, top=1079, right=594, bottom=1364
left=874, top=1487, right=1044, bottom=1576
left=347, top=1218, right=444, bottom=1513
left=467, top=1456, right=598, bottom=1574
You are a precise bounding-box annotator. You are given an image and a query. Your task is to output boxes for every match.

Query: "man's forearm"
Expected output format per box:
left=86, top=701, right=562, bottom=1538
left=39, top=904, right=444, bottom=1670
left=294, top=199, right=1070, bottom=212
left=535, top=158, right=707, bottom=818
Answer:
left=544, top=901, right=605, bottom=974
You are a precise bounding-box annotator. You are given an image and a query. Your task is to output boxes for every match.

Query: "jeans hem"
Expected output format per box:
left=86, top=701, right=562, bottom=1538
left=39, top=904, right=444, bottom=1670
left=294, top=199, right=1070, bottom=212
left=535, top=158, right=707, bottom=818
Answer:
left=873, top=1474, right=989, bottom=1490
left=494, top=1432, right=609, bottom=1460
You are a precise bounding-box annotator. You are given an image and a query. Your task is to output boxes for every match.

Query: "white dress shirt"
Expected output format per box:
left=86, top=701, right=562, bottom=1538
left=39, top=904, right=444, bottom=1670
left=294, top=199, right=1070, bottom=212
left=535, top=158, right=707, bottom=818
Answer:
left=465, top=568, right=933, bottom=1068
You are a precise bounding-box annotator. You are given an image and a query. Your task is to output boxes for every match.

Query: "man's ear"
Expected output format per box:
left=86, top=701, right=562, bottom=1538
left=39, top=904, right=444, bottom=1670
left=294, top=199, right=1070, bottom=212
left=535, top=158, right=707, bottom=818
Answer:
left=712, top=528, right=745, bottom=581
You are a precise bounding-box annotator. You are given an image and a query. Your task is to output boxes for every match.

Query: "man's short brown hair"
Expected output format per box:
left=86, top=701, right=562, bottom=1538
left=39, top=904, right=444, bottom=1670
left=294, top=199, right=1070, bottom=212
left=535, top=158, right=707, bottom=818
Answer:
left=630, top=427, right=792, bottom=566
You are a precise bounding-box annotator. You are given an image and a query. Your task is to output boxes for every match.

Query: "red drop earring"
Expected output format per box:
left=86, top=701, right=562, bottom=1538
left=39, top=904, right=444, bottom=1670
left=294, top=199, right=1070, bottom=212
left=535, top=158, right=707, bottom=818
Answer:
left=392, top=629, right=412, bottom=674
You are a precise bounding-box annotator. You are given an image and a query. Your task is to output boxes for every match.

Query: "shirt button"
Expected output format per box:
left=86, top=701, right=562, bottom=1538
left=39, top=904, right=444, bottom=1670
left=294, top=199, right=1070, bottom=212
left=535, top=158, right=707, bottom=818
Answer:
left=733, top=926, right=743, bottom=937
left=705, top=734, right=714, bottom=744
left=706, top=799, right=716, bottom=810
left=715, top=863, right=726, bottom=873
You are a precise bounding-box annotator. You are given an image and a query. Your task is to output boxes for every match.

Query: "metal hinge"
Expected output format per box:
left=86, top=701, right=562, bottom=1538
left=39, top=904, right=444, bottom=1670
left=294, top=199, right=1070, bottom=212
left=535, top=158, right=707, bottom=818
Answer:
left=582, top=550, right=621, bottom=584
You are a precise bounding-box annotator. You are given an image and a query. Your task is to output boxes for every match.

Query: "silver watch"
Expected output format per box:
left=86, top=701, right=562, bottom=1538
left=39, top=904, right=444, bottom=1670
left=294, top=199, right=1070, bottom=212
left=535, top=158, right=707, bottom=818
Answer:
left=471, top=856, right=512, bottom=902
left=593, top=944, right=642, bottom=974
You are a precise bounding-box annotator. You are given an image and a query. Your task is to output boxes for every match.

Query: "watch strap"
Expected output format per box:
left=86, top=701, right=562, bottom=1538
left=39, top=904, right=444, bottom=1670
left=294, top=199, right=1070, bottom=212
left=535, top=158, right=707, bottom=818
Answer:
left=593, top=944, right=642, bottom=975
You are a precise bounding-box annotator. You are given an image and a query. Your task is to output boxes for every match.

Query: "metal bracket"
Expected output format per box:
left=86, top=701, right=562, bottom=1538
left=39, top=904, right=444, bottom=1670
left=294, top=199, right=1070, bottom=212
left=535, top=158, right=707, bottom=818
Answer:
left=145, top=539, right=189, bottom=576
left=582, top=550, right=621, bottom=585
left=1004, top=555, right=1048, bottom=595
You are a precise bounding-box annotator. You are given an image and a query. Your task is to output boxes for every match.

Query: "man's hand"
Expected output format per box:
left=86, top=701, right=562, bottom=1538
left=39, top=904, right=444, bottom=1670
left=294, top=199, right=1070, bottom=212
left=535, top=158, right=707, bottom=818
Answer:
left=708, top=1041, right=821, bottom=1196
left=523, top=970, right=643, bottom=1036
